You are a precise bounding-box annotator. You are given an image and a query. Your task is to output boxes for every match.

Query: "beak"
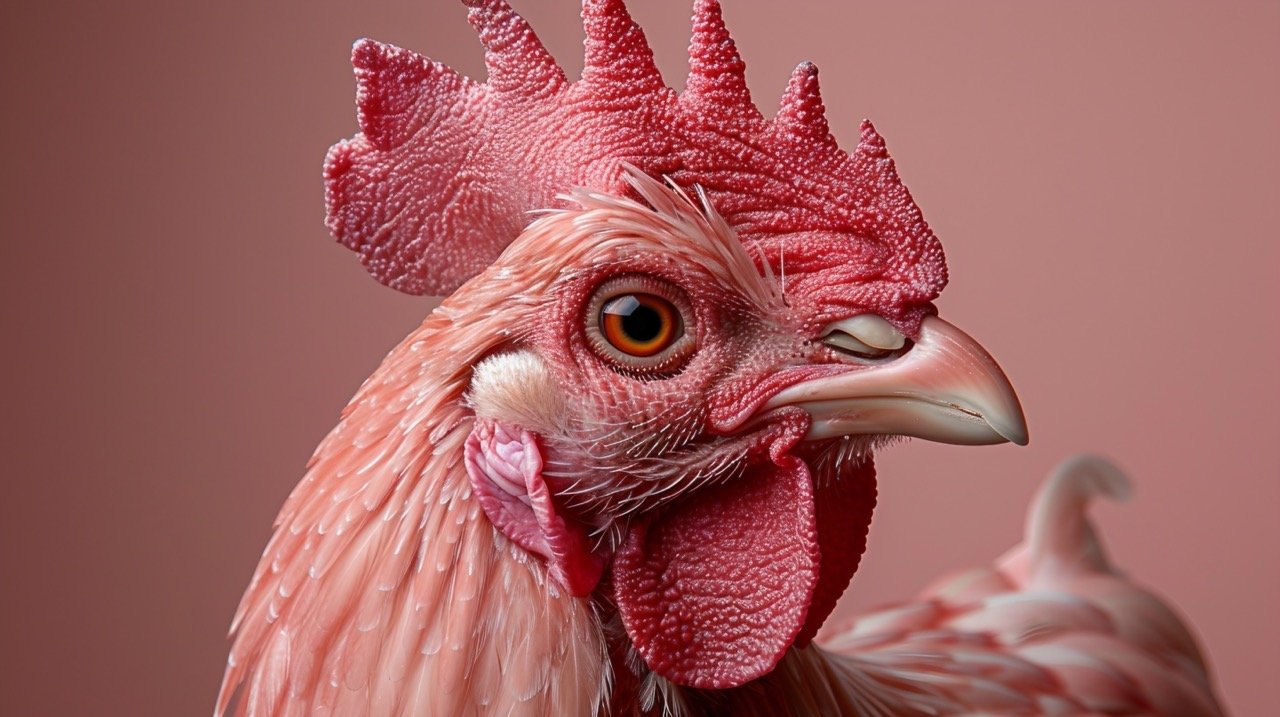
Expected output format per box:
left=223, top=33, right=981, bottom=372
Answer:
left=764, top=316, right=1029, bottom=446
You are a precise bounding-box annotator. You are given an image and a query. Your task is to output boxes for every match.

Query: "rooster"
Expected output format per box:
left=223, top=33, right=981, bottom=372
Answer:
left=217, top=1, right=1226, bottom=714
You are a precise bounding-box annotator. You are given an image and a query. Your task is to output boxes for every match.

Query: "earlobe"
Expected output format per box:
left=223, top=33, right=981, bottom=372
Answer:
left=464, top=418, right=604, bottom=597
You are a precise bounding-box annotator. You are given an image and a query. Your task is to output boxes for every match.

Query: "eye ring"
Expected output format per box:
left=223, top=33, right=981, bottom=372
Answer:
left=586, top=276, right=695, bottom=377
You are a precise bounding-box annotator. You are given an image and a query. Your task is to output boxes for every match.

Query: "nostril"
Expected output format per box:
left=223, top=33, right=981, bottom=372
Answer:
left=819, top=314, right=909, bottom=363
left=822, top=331, right=909, bottom=362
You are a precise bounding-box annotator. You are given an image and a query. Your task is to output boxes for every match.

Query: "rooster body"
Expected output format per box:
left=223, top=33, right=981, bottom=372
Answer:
left=219, top=1, right=1224, bottom=714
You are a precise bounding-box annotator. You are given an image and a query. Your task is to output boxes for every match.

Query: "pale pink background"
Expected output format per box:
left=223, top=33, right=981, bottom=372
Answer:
left=2, top=1, right=1276, bottom=714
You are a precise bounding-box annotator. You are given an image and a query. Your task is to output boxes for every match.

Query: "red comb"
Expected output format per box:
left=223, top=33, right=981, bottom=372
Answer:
left=324, top=0, right=946, bottom=302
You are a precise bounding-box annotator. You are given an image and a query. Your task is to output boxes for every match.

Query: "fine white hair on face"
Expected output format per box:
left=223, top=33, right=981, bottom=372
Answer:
left=467, top=349, right=568, bottom=436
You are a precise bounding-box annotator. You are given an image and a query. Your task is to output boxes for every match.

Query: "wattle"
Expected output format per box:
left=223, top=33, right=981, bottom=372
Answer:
left=611, top=449, right=877, bottom=689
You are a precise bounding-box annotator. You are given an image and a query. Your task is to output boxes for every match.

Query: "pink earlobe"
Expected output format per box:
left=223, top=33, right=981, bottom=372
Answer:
left=464, top=419, right=604, bottom=596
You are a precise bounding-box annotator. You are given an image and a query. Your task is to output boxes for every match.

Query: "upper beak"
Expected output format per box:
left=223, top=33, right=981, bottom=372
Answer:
left=764, top=315, right=1029, bottom=446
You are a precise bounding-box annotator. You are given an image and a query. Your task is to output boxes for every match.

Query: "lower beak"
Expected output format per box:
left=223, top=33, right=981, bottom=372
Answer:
left=764, top=316, right=1029, bottom=446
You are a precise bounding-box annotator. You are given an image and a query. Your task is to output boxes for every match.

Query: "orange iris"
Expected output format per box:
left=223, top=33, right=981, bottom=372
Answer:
left=600, top=293, right=680, bottom=357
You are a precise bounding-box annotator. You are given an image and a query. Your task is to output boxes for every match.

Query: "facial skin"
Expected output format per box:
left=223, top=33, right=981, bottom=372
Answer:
left=468, top=177, right=1025, bottom=560
left=463, top=176, right=1026, bottom=688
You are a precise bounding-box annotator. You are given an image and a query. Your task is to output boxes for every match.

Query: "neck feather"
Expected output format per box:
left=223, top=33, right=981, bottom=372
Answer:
left=220, top=303, right=607, bottom=715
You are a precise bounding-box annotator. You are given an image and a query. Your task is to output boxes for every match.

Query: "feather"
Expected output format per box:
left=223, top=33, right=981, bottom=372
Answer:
left=218, top=296, right=607, bottom=716
left=795, top=456, right=1225, bottom=716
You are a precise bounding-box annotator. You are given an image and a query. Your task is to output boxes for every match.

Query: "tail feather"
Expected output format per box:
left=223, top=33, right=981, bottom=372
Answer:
left=1002, top=455, right=1131, bottom=585
left=815, top=456, right=1225, bottom=715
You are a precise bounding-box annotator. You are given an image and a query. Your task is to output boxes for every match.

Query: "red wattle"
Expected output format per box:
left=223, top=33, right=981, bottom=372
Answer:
left=796, top=457, right=878, bottom=645
left=612, top=456, right=819, bottom=689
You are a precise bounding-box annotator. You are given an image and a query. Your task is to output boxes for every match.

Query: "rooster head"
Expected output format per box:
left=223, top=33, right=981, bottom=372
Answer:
left=323, top=0, right=1027, bottom=692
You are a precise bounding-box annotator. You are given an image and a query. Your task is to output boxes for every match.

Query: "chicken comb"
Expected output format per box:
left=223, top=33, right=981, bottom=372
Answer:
left=324, top=0, right=947, bottom=301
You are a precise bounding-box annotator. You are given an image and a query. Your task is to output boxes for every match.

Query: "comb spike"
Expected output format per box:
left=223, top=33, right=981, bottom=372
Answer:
left=352, top=39, right=473, bottom=151
left=774, top=62, right=836, bottom=148
left=684, top=0, right=759, bottom=119
left=465, top=0, right=566, bottom=98
left=857, top=118, right=890, bottom=158
left=581, top=0, right=665, bottom=94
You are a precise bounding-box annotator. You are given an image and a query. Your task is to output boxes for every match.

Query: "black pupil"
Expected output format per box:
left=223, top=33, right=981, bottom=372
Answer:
left=608, top=295, right=663, bottom=342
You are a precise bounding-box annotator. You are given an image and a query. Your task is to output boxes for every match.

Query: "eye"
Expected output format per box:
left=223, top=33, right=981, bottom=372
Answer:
left=601, top=294, right=680, bottom=357
left=586, top=276, right=695, bottom=376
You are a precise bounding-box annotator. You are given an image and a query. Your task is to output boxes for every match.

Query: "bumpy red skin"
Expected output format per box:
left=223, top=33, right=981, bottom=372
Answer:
left=609, top=415, right=877, bottom=689
left=324, top=0, right=946, bottom=339
left=612, top=439, right=820, bottom=689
